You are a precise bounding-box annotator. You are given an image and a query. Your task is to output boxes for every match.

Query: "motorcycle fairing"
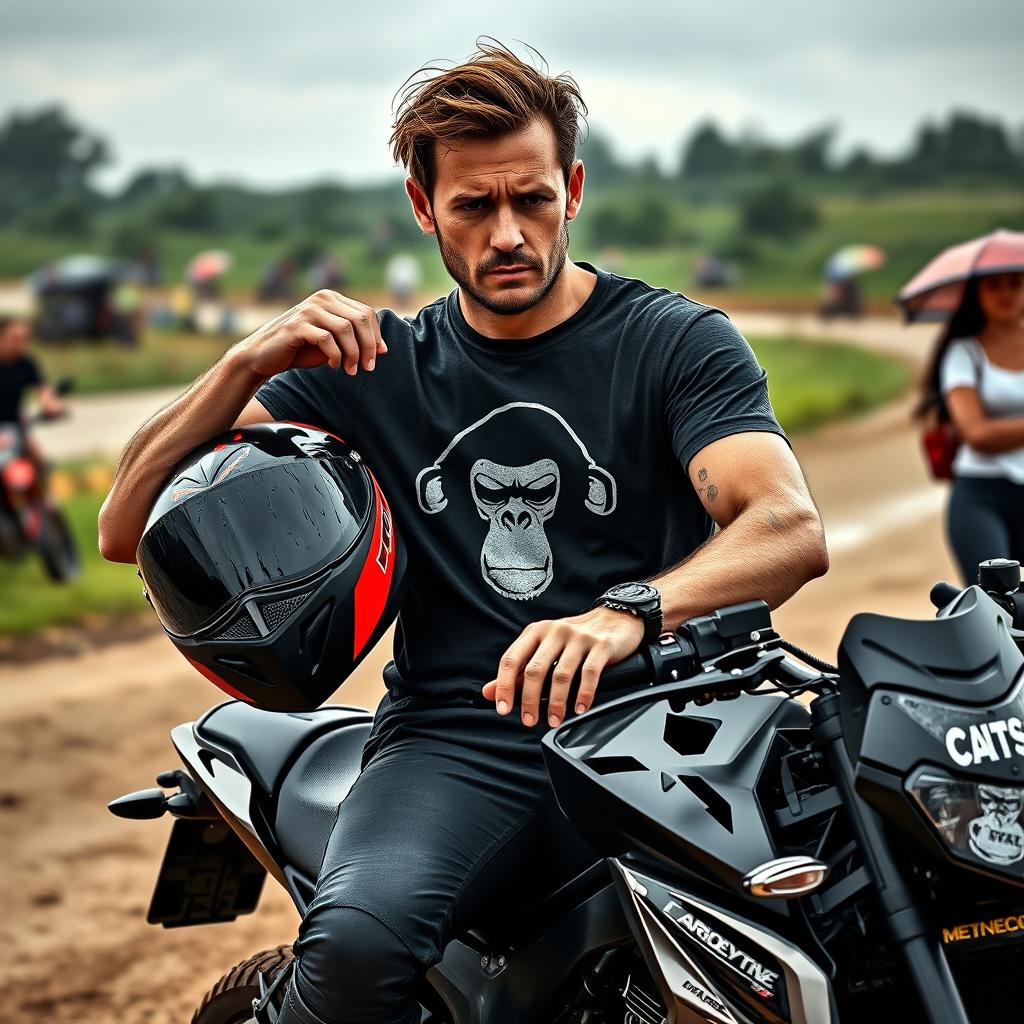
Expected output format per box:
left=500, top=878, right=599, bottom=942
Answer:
left=543, top=688, right=811, bottom=895
left=610, top=860, right=835, bottom=1024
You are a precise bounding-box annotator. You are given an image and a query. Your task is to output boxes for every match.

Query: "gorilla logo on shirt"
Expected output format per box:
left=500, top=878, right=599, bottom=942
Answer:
left=415, top=402, right=617, bottom=601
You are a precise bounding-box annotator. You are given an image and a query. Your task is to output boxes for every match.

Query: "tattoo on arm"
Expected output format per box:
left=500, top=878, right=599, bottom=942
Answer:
left=695, top=466, right=719, bottom=503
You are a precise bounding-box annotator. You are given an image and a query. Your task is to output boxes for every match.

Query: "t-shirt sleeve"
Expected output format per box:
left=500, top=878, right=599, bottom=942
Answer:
left=664, top=309, right=788, bottom=473
left=254, top=361, right=366, bottom=442
left=940, top=339, right=981, bottom=395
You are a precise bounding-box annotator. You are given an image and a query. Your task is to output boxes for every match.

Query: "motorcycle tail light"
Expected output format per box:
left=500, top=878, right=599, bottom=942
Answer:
left=910, top=769, right=1024, bottom=877
left=2, top=458, right=35, bottom=491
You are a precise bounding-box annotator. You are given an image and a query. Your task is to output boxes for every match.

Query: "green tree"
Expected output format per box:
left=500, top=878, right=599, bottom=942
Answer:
left=738, top=180, right=819, bottom=240
left=681, top=122, right=737, bottom=176
left=0, top=105, right=109, bottom=225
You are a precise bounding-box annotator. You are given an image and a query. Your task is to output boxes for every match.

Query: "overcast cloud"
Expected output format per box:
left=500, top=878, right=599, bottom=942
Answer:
left=1, top=0, right=1021, bottom=190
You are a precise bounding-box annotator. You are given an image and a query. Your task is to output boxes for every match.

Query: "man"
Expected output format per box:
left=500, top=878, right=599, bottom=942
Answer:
left=0, top=316, right=67, bottom=466
left=99, top=41, right=828, bottom=1024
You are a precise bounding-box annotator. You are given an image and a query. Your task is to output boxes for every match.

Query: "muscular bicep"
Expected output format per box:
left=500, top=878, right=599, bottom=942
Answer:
left=687, top=432, right=814, bottom=528
left=233, top=397, right=276, bottom=429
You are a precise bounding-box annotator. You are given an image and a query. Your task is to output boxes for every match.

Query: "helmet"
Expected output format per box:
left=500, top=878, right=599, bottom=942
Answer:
left=137, top=422, right=405, bottom=711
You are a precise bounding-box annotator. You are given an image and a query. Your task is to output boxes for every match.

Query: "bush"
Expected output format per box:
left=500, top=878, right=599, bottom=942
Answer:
left=738, top=180, right=820, bottom=240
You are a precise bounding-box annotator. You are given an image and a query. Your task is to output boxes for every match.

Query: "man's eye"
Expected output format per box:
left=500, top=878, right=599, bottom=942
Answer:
left=521, top=195, right=549, bottom=207
left=461, top=200, right=487, bottom=212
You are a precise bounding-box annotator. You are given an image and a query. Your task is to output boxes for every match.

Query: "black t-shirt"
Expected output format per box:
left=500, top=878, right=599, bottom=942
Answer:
left=0, top=355, right=43, bottom=423
left=257, top=262, right=786, bottom=702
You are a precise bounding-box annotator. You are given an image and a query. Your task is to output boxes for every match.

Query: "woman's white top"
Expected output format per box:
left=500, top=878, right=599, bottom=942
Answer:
left=940, top=336, right=1024, bottom=483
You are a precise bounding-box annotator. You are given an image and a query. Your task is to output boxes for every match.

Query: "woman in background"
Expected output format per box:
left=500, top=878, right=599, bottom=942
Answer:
left=917, top=271, right=1024, bottom=584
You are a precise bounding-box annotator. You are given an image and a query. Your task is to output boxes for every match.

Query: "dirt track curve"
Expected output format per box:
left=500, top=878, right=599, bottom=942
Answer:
left=1, top=309, right=959, bottom=1022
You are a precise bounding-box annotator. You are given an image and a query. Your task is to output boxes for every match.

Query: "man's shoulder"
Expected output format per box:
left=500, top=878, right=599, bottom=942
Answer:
left=377, top=294, right=449, bottom=340
left=604, top=270, right=729, bottom=341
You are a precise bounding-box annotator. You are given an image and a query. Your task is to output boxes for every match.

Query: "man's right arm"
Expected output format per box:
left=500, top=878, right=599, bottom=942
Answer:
left=97, top=290, right=386, bottom=563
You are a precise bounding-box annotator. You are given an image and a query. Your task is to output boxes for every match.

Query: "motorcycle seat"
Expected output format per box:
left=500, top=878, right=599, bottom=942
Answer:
left=274, top=719, right=373, bottom=874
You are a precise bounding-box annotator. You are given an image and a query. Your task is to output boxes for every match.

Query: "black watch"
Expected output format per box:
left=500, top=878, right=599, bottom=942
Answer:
left=592, top=582, right=663, bottom=644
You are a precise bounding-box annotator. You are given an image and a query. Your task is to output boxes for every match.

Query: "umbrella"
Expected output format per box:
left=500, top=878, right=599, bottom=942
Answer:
left=186, top=249, right=233, bottom=283
left=896, top=228, right=1024, bottom=323
left=825, top=244, right=886, bottom=282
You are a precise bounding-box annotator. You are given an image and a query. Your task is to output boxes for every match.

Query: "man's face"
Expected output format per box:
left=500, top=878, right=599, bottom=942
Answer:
left=0, top=321, right=27, bottom=362
left=407, top=117, right=583, bottom=316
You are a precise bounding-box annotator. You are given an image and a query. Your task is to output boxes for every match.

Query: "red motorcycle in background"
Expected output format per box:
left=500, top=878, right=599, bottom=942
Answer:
left=0, top=378, right=80, bottom=582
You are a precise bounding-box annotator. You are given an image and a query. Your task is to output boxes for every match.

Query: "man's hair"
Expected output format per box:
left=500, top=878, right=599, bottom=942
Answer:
left=389, top=38, right=588, bottom=201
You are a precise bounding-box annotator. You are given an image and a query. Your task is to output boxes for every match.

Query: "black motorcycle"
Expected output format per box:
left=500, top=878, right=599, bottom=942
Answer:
left=0, top=377, right=79, bottom=582
left=111, top=559, right=1024, bottom=1023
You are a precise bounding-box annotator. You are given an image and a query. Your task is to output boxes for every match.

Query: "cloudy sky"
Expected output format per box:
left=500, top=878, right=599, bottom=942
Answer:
left=2, top=0, right=1021, bottom=191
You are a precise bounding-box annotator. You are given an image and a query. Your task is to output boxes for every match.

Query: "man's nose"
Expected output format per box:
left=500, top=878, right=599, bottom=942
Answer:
left=489, top=204, right=525, bottom=252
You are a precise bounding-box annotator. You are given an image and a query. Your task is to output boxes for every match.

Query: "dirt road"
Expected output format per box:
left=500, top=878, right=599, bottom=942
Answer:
left=2, top=309, right=960, bottom=1022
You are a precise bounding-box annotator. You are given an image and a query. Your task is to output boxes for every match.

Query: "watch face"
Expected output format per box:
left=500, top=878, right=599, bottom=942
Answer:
left=607, top=582, right=659, bottom=603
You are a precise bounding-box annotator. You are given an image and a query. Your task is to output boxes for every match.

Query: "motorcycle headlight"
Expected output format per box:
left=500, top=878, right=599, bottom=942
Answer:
left=910, top=768, right=1024, bottom=877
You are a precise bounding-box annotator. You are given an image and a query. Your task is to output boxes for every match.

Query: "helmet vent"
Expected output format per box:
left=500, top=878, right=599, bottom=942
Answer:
left=299, top=599, right=334, bottom=675
left=213, top=655, right=275, bottom=688
left=213, top=612, right=260, bottom=641
left=261, top=592, right=311, bottom=632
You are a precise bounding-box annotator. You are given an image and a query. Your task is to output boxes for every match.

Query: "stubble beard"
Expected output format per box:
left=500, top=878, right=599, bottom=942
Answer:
left=434, top=218, right=571, bottom=316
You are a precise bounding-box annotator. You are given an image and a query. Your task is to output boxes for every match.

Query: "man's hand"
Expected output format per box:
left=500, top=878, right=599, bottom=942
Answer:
left=236, top=289, right=388, bottom=380
left=481, top=608, right=645, bottom=729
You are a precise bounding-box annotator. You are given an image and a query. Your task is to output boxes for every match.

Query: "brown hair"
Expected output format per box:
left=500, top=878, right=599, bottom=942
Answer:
left=389, top=38, right=588, bottom=201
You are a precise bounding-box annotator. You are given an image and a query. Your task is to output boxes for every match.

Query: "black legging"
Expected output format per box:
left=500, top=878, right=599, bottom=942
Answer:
left=274, top=691, right=598, bottom=1024
left=947, top=475, right=1024, bottom=586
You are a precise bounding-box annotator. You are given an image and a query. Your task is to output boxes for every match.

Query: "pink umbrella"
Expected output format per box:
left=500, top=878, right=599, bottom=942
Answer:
left=186, top=249, right=233, bottom=284
left=896, top=228, right=1024, bottom=323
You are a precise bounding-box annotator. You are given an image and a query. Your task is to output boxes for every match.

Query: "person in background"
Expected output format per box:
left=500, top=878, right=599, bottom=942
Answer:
left=917, top=272, right=1024, bottom=583
left=0, top=315, right=67, bottom=470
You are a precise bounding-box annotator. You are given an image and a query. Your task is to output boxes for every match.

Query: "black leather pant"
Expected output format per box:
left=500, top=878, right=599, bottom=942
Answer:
left=275, top=694, right=596, bottom=1024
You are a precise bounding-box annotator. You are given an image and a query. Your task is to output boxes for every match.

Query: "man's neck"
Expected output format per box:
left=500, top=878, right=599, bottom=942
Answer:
left=457, top=261, right=597, bottom=341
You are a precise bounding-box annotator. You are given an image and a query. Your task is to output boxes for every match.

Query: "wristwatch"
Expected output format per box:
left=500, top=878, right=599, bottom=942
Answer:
left=592, top=582, right=663, bottom=644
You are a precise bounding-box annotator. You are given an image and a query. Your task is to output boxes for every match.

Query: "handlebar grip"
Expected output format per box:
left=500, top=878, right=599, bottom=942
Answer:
left=596, top=650, right=652, bottom=693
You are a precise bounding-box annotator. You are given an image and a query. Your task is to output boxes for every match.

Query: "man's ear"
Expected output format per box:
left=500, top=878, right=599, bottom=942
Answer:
left=406, top=177, right=436, bottom=236
left=565, top=159, right=585, bottom=222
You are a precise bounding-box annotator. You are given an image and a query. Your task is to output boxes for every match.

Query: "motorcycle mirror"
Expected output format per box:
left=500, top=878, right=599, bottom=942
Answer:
left=108, top=787, right=166, bottom=820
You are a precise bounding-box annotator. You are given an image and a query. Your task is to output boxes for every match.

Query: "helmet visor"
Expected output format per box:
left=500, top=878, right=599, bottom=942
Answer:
left=138, top=457, right=371, bottom=636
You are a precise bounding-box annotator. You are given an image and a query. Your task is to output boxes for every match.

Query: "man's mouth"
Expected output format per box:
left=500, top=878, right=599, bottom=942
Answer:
left=488, top=266, right=532, bottom=278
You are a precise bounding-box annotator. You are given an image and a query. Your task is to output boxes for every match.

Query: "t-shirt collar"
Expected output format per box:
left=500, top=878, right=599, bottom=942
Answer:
left=445, top=260, right=610, bottom=356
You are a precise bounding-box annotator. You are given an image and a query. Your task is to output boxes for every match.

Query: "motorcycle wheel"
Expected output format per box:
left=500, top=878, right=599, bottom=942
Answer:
left=191, top=945, right=294, bottom=1024
left=39, top=505, right=80, bottom=582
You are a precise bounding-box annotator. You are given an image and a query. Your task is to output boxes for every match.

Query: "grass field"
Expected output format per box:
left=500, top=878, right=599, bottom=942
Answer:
left=0, top=336, right=911, bottom=636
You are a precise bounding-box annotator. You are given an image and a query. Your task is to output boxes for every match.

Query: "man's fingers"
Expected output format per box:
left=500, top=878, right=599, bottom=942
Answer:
left=320, top=293, right=387, bottom=362
left=309, top=305, right=374, bottom=373
left=519, top=633, right=564, bottom=728
left=294, top=323, right=343, bottom=370
left=492, top=627, right=541, bottom=717
left=545, top=639, right=587, bottom=728
left=575, top=642, right=612, bottom=716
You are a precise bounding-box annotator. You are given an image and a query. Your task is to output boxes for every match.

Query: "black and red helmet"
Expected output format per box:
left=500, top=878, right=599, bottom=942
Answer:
left=137, top=422, right=405, bottom=711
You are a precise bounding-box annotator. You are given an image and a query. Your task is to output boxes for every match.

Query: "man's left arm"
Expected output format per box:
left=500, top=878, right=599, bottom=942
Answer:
left=655, top=430, right=828, bottom=630
left=482, top=431, right=828, bottom=729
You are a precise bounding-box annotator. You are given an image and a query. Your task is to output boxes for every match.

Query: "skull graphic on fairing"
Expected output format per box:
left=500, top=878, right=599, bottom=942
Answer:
left=968, top=784, right=1024, bottom=865
left=415, top=403, right=617, bottom=601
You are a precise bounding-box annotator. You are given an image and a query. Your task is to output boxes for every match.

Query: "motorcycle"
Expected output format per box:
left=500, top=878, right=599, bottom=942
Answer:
left=110, top=558, right=1024, bottom=1023
left=0, top=377, right=79, bottom=582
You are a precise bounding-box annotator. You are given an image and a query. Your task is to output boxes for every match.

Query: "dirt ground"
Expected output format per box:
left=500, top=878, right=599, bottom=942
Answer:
left=1, top=332, right=961, bottom=1022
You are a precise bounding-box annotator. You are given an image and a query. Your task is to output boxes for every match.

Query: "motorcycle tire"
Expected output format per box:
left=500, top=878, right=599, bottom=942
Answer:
left=191, top=945, right=294, bottom=1024
left=39, top=505, right=80, bottom=582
